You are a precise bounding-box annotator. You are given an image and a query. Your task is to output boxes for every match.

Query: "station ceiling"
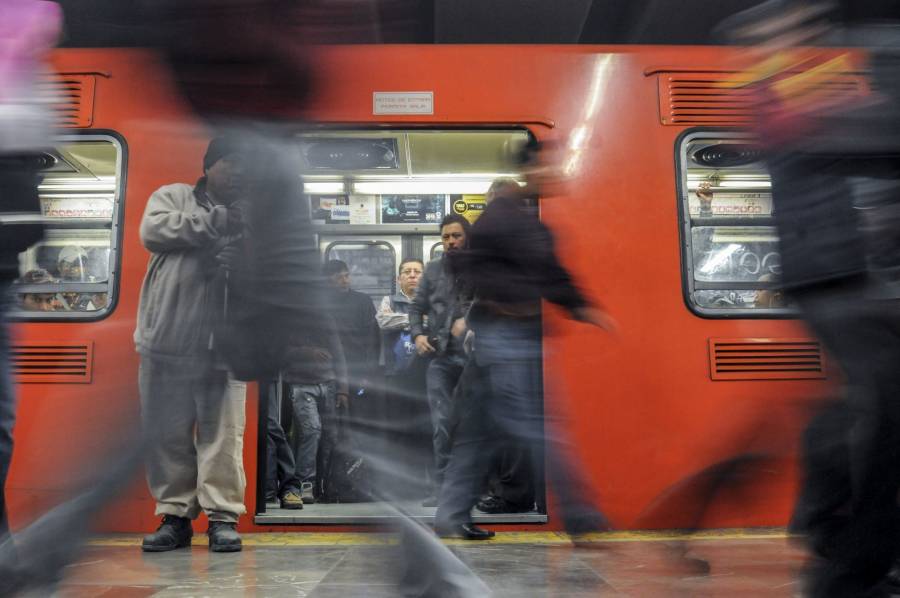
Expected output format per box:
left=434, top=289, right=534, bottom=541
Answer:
left=56, top=0, right=766, bottom=47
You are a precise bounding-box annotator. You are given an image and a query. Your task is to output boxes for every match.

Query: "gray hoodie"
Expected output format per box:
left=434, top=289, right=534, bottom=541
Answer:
left=133, top=181, right=231, bottom=359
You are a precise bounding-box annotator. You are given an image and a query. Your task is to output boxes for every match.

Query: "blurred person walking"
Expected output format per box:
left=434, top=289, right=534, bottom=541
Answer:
left=720, top=1, right=900, bottom=594
left=434, top=177, right=614, bottom=540
left=0, top=0, right=61, bottom=544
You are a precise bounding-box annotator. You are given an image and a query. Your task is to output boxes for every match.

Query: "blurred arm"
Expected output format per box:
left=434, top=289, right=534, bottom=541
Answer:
left=376, top=295, right=409, bottom=331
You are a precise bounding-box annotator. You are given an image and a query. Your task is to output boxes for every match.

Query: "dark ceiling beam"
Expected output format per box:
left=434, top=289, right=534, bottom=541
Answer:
left=435, top=0, right=594, bottom=43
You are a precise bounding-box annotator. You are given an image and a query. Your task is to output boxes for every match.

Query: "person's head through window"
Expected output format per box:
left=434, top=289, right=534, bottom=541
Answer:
left=397, top=258, right=424, bottom=298
left=485, top=177, right=522, bottom=205
left=440, top=214, right=470, bottom=254
left=323, top=259, right=351, bottom=292
left=203, top=137, right=246, bottom=206
left=57, top=246, right=89, bottom=281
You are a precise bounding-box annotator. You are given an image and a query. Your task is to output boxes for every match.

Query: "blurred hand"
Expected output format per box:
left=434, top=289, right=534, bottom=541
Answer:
left=415, top=334, right=435, bottom=355
left=450, top=317, right=467, bottom=339
left=572, top=306, right=617, bottom=333
left=216, top=243, right=241, bottom=271
left=226, top=201, right=248, bottom=235
left=336, top=393, right=349, bottom=410
left=463, top=330, right=475, bottom=355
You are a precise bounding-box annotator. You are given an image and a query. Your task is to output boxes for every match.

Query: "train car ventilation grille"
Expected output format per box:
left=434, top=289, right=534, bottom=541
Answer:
left=709, top=338, right=825, bottom=381
left=36, top=74, right=96, bottom=128
left=12, top=342, right=94, bottom=384
left=657, top=71, right=866, bottom=126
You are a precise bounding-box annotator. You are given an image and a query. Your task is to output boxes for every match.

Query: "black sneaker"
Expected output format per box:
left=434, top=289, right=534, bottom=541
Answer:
left=207, top=521, right=242, bottom=552
left=142, top=515, right=192, bottom=552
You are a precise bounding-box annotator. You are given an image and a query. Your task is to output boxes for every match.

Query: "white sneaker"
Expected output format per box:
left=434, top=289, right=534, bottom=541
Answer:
left=300, top=481, right=316, bottom=504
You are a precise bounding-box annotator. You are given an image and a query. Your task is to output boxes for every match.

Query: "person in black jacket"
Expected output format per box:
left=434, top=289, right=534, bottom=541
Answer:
left=434, top=178, right=614, bottom=540
left=408, top=215, right=473, bottom=507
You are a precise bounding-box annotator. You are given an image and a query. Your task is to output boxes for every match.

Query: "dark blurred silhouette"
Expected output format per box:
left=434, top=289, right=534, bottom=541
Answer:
left=433, top=173, right=614, bottom=540
left=719, top=1, right=900, bottom=595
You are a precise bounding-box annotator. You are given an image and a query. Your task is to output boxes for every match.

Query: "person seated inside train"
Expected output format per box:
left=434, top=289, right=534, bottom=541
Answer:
left=376, top=257, right=432, bottom=499
left=16, top=269, right=63, bottom=312
left=281, top=311, right=349, bottom=505
left=56, top=245, right=108, bottom=311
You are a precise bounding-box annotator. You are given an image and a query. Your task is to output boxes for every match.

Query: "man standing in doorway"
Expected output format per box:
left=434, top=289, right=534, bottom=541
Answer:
left=408, top=215, right=473, bottom=507
left=135, top=137, right=249, bottom=552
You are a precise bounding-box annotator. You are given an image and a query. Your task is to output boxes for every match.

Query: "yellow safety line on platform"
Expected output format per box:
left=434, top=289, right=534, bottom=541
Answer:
left=88, top=529, right=790, bottom=547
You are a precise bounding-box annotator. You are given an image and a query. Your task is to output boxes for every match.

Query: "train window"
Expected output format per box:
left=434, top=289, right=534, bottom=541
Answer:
left=430, top=242, right=444, bottom=261
left=10, top=136, right=123, bottom=319
left=679, top=133, right=791, bottom=316
left=324, top=241, right=397, bottom=301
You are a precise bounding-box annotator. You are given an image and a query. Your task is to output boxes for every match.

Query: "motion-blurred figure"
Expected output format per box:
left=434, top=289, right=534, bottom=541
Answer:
left=135, top=137, right=249, bottom=553
left=434, top=173, right=614, bottom=540
left=720, top=1, right=900, bottom=595
left=1, top=0, right=61, bottom=541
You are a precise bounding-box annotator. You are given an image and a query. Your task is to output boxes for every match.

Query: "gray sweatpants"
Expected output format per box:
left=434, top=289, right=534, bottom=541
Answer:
left=139, top=355, right=247, bottom=523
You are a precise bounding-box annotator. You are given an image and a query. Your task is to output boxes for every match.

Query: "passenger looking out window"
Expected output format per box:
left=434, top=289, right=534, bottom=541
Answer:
left=376, top=258, right=431, bottom=499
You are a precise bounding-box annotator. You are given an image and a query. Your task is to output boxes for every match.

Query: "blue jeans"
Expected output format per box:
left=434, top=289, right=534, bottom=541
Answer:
left=436, top=317, right=606, bottom=535
left=266, top=381, right=300, bottom=498
left=425, top=354, right=465, bottom=492
left=288, top=382, right=337, bottom=493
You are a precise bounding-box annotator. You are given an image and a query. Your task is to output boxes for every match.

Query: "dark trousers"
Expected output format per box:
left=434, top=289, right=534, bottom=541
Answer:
left=288, top=382, right=337, bottom=496
left=791, top=286, right=900, bottom=597
left=0, top=291, right=13, bottom=537
left=425, top=355, right=465, bottom=492
left=487, top=440, right=536, bottom=509
left=435, top=319, right=604, bottom=534
left=265, top=381, right=300, bottom=499
left=380, top=359, right=431, bottom=500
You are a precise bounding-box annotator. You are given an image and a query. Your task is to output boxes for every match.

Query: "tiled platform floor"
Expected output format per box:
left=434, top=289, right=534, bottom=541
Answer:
left=35, top=531, right=808, bottom=597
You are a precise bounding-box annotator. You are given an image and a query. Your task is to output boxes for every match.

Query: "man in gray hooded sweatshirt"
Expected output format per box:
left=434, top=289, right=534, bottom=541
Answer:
left=134, top=137, right=249, bottom=553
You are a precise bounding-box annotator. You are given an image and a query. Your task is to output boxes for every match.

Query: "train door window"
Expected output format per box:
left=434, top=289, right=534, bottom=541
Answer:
left=678, top=132, right=790, bottom=316
left=429, top=241, right=443, bottom=261
left=323, top=241, right=397, bottom=302
left=10, top=135, right=124, bottom=319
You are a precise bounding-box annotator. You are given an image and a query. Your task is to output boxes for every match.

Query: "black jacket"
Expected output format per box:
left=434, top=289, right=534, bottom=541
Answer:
left=408, top=257, right=471, bottom=355
left=448, top=196, right=589, bottom=316
left=0, top=162, right=44, bottom=284
left=328, top=289, right=379, bottom=381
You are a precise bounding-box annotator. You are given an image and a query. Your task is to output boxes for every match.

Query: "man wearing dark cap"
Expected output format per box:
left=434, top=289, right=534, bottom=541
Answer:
left=134, top=137, right=249, bottom=552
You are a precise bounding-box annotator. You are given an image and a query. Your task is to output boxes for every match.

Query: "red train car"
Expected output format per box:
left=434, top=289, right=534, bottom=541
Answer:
left=5, top=45, right=832, bottom=533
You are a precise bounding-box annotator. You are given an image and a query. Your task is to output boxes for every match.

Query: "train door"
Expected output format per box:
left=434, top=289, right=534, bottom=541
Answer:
left=255, top=128, right=546, bottom=524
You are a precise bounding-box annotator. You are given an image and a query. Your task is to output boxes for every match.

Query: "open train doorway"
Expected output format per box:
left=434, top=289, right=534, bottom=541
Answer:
left=255, top=128, right=547, bottom=524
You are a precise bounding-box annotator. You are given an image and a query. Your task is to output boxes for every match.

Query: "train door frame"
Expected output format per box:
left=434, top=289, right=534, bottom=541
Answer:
left=253, top=125, right=549, bottom=525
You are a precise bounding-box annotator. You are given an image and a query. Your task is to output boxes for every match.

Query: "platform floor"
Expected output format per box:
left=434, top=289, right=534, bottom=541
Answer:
left=38, top=531, right=806, bottom=597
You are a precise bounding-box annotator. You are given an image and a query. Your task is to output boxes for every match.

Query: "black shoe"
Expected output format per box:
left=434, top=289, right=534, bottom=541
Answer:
left=476, top=496, right=533, bottom=514
left=207, top=521, right=242, bottom=552
left=437, top=523, right=495, bottom=540
left=142, top=515, right=192, bottom=552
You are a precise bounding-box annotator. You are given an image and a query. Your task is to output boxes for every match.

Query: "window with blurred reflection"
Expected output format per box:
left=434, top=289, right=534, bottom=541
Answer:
left=10, top=136, right=122, bottom=319
left=680, top=133, right=791, bottom=316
